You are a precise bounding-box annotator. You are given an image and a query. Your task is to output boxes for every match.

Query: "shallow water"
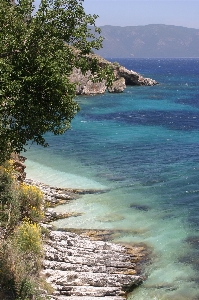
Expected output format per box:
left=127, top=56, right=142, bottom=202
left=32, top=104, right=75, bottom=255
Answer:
left=25, top=58, right=199, bottom=299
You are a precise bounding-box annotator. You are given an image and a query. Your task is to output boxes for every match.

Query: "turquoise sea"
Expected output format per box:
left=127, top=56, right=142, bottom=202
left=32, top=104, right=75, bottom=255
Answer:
left=25, top=58, right=199, bottom=300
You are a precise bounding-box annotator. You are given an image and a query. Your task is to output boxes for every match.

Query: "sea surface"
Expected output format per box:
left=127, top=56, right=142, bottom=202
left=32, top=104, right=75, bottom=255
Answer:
left=25, top=58, right=199, bottom=300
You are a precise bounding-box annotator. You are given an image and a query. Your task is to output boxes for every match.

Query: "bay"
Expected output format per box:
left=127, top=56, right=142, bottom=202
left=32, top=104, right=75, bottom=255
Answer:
left=25, top=58, right=199, bottom=299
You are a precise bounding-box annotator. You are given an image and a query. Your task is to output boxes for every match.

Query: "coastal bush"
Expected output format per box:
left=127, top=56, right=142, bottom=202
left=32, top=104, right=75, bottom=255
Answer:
left=0, top=160, right=47, bottom=298
left=0, top=160, right=21, bottom=232
left=18, top=183, right=44, bottom=223
left=113, top=61, right=120, bottom=67
left=0, top=161, right=45, bottom=234
left=0, top=220, right=44, bottom=299
left=14, top=219, right=43, bottom=257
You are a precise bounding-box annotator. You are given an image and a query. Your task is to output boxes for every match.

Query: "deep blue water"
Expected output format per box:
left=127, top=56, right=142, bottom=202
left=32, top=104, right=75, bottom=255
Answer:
left=25, top=58, right=199, bottom=299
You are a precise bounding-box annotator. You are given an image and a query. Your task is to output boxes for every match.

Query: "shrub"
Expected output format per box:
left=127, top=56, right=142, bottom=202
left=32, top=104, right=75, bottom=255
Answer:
left=0, top=160, right=45, bottom=234
left=14, top=219, right=43, bottom=256
left=0, top=220, right=44, bottom=299
left=113, top=61, right=120, bottom=67
left=0, top=160, right=48, bottom=299
left=0, top=160, right=20, bottom=231
left=18, top=183, right=44, bottom=223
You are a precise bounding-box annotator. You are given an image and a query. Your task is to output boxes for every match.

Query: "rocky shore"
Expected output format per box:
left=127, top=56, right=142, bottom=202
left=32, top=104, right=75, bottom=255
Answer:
left=42, top=230, right=143, bottom=300
left=24, top=178, right=147, bottom=299
left=70, top=56, right=158, bottom=95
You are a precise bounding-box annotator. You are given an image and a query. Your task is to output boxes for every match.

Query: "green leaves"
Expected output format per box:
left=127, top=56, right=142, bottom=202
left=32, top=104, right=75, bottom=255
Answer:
left=0, top=0, right=112, bottom=163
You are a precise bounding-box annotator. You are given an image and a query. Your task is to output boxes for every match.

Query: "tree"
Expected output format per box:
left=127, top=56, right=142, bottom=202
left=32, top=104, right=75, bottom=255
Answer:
left=0, top=0, right=113, bottom=163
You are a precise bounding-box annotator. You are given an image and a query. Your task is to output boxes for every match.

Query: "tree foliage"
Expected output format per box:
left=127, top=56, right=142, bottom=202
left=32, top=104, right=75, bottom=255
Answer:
left=0, top=0, right=113, bottom=162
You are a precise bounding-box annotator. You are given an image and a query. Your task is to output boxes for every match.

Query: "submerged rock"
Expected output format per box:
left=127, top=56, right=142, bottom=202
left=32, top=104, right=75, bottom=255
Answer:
left=130, top=203, right=150, bottom=212
left=97, top=213, right=125, bottom=222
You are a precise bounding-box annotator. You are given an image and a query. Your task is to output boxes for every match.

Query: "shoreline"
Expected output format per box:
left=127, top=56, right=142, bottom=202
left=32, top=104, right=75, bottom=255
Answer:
left=25, top=178, right=149, bottom=299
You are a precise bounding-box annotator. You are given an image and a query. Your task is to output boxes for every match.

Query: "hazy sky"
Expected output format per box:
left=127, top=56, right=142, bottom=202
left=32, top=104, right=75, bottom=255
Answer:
left=33, top=0, right=199, bottom=29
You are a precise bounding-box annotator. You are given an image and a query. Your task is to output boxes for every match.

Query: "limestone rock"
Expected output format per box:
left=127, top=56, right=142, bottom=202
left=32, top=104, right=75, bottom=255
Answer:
left=116, top=65, right=158, bottom=86
left=42, top=231, right=143, bottom=299
left=108, top=77, right=126, bottom=93
left=70, top=68, right=106, bottom=95
left=69, top=56, right=158, bottom=95
left=11, top=153, right=26, bottom=181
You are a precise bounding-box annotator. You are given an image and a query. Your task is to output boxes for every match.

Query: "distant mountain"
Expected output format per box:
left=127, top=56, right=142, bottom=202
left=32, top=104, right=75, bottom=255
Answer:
left=94, top=24, right=199, bottom=58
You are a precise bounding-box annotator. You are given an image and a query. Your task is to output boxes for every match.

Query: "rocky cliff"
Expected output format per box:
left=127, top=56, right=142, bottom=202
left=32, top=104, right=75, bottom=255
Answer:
left=70, top=56, right=158, bottom=95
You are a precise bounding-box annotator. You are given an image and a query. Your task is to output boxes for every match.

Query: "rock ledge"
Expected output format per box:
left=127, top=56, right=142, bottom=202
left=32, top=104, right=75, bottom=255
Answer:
left=42, top=230, right=143, bottom=299
left=70, top=56, right=158, bottom=95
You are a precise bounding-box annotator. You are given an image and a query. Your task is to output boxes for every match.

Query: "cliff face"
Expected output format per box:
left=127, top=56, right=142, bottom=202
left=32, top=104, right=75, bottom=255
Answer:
left=70, top=68, right=107, bottom=95
left=11, top=153, right=26, bottom=182
left=70, top=57, right=158, bottom=95
left=115, top=65, right=158, bottom=86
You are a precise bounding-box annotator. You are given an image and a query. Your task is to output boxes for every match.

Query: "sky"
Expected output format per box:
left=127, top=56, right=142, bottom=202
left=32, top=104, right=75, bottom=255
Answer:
left=33, top=0, right=199, bottom=29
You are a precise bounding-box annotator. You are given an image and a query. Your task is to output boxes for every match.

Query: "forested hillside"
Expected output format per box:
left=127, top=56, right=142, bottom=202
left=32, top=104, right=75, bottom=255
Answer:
left=95, top=24, right=199, bottom=58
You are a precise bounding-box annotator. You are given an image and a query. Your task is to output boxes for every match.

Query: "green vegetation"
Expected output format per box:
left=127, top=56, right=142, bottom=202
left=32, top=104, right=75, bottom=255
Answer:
left=0, top=1, right=114, bottom=298
left=0, top=0, right=113, bottom=163
left=0, top=222, right=44, bottom=300
left=0, top=160, right=46, bottom=299
left=0, top=160, right=44, bottom=233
